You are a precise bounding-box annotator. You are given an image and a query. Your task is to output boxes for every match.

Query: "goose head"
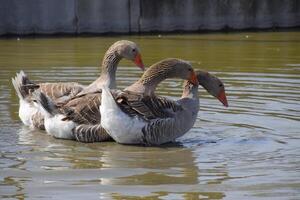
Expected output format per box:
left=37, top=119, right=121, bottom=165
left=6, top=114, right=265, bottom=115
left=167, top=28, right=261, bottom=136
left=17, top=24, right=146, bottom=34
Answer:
left=197, top=71, right=228, bottom=107
left=141, top=58, right=198, bottom=85
left=166, top=59, right=198, bottom=85
left=113, top=40, right=144, bottom=70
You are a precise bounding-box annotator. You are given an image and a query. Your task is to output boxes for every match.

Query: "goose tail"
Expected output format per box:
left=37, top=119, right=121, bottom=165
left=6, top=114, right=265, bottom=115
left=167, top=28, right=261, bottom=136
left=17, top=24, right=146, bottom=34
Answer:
left=12, top=70, right=39, bottom=100
left=32, top=90, right=58, bottom=117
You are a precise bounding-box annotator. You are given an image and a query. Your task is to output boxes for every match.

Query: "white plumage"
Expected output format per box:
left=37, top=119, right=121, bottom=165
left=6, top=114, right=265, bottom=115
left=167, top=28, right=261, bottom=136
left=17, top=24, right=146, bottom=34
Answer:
left=100, top=86, right=146, bottom=144
left=19, top=99, right=38, bottom=128
left=44, top=114, right=76, bottom=139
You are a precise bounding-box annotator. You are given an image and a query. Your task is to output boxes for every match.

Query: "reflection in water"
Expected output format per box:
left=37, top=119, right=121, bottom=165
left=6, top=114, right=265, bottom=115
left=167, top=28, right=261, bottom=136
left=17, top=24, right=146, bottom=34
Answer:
left=2, top=127, right=227, bottom=199
left=0, top=32, right=300, bottom=199
left=98, top=145, right=200, bottom=185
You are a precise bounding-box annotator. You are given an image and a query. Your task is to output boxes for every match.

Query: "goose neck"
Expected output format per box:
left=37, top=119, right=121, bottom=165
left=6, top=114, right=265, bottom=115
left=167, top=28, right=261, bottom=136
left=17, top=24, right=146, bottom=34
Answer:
left=98, top=50, right=122, bottom=89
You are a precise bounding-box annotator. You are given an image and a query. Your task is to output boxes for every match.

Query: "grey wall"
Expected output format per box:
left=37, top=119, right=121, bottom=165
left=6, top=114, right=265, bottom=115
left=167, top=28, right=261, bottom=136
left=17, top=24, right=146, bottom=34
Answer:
left=0, top=0, right=299, bottom=35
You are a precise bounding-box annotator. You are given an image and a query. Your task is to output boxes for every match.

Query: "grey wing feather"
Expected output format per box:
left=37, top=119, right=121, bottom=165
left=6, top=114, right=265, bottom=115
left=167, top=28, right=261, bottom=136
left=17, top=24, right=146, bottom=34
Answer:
left=141, top=118, right=176, bottom=146
left=73, top=124, right=112, bottom=143
left=116, top=91, right=183, bottom=120
left=60, top=92, right=102, bottom=124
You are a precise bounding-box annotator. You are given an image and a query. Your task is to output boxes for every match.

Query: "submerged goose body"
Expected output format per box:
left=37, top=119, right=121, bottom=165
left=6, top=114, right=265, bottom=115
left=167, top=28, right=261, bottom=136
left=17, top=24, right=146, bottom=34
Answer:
left=12, top=40, right=144, bottom=129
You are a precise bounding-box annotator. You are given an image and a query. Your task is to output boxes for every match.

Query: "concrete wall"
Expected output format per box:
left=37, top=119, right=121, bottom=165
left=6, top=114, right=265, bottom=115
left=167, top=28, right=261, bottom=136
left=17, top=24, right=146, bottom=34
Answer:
left=0, top=0, right=76, bottom=34
left=139, top=0, right=300, bottom=31
left=0, top=0, right=299, bottom=35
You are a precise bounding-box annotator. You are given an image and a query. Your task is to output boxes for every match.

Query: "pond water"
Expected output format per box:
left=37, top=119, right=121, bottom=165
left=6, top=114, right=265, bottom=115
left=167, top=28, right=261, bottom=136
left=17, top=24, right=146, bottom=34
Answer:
left=0, top=32, right=299, bottom=199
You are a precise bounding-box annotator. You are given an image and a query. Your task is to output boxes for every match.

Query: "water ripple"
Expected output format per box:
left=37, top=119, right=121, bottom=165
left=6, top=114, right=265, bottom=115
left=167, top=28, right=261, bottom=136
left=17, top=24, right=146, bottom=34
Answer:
left=1, top=33, right=300, bottom=199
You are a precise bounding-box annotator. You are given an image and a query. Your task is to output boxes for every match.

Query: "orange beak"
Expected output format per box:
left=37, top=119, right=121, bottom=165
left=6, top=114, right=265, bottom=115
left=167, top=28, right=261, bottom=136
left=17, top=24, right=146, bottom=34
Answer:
left=189, top=71, right=199, bottom=85
left=134, top=53, right=145, bottom=71
left=217, top=89, right=228, bottom=107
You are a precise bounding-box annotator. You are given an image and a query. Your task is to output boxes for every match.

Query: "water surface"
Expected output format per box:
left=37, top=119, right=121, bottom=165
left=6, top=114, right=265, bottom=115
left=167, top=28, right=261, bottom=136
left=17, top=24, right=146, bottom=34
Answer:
left=0, top=32, right=300, bottom=199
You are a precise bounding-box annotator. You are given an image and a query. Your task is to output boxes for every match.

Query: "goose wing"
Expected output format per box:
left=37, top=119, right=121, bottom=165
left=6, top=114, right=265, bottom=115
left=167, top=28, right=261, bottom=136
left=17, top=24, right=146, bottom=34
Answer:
left=73, top=124, right=112, bottom=143
left=39, top=82, right=84, bottom=103
left=116, top=91, right=183, bottom=121
left=60, top=92, right=102, bottom=124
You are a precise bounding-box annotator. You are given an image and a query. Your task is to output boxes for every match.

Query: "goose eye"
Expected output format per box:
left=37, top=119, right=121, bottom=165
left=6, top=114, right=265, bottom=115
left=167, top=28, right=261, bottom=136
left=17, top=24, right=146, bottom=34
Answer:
left=219, top=83, right=223, bottom=87
left=132, top=48, right=136, bottom=53
left=188, top=68, right=192, bottom=71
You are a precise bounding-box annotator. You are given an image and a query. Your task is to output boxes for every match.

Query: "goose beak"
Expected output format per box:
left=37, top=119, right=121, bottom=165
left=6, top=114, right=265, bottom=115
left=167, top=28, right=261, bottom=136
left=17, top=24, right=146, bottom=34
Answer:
left=134, top=53, right=145, bottom=71
left=189, top=71, right=199, bottom=85
left=217, top=89, right=228, bottom=107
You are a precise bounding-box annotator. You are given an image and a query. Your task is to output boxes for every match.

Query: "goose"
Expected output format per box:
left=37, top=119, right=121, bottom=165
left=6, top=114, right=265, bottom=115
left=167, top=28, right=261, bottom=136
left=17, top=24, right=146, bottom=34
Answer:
left=31, top=58, right=199, bottom=140
left=12, top=40, right=144, bottom=130
left=100, top=62, right=228, bottom=145
left=36, top=59, right=226, bottom=142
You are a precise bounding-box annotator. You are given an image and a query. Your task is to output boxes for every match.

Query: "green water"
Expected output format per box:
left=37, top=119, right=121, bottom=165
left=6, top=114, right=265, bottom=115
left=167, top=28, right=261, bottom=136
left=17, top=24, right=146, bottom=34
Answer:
left=0, top=32, right=300, bottom=199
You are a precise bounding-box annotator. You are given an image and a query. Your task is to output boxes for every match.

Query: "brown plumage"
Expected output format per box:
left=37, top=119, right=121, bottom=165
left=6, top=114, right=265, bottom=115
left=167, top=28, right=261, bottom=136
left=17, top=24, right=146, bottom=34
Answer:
left=60, top=92, right=103, bottom=124
left=39, top=82, right=84, bottom=103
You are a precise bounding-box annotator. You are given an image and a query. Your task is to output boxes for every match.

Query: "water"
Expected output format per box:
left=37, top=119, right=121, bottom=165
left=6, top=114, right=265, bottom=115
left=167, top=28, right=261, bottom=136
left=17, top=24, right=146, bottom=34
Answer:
left=0, top=32, right=300, bottom=199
